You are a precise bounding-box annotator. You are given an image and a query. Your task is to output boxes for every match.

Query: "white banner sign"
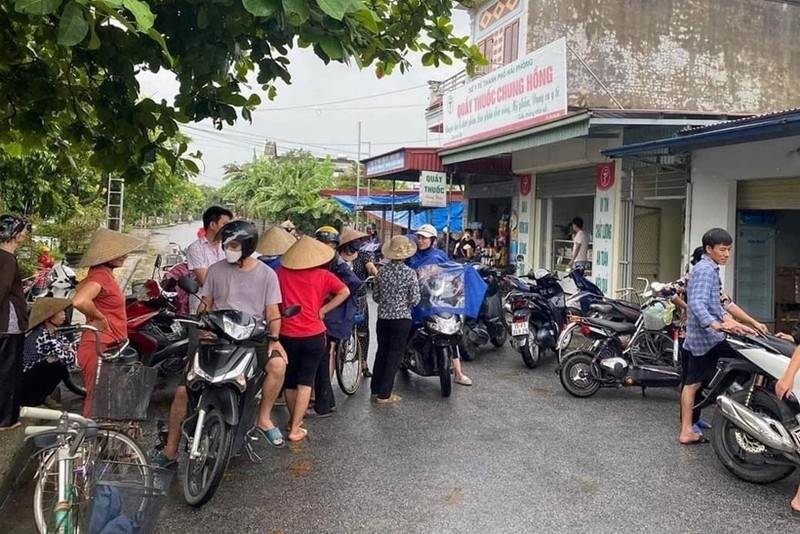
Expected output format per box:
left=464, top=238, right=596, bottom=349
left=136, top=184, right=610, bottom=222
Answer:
left=443, top=38, right=567, bottom=148
left=420, top=171, right=447, bottom=207
left=592, top=164, right=617, bottom=295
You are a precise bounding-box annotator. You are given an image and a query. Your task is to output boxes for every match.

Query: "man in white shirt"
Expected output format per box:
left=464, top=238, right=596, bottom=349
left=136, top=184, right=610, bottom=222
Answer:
left=568, top=216, right=590, bottom=269
left=185, top=206, right=232, bottom=313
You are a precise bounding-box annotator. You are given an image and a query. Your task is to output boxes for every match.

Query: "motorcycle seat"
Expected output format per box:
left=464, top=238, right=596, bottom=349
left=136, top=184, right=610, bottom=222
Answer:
left=584, top=316, right=637, bottom=334
left=589, top=303, right=612, bottom=315
left=758, top=335, right=796, bottom=358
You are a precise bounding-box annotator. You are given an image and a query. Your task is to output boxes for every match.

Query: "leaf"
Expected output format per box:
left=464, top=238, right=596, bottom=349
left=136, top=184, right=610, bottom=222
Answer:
left=282, top=0, right=310, bottom=25
left=2, top=143, right=24, bottom=158
left=146, top=27, right=173, bottom=65
left=182, top=158, right=200, bottom=174
left=15, top=0, right=62, bottom=14
left=122, top=0, right=155, bottom=31
left=57, top=2, right=89, bottom=46
left=315, top=0, right=359, bottom=21
left=317, top=35, right=344, bottom=60
left=242, top=0, right=279, bottom=17
left=87, top=11, right=101, bottom=49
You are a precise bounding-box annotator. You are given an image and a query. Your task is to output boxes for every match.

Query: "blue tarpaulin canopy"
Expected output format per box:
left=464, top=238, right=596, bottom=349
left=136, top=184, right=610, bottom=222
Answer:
left=331, top=194, right=464, bottom=233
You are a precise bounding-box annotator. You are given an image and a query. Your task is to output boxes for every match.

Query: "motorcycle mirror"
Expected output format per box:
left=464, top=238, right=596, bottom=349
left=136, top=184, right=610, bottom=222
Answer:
left=177, top=276, right=200, bottom=295
left=283, top=305, right=301, bottom=318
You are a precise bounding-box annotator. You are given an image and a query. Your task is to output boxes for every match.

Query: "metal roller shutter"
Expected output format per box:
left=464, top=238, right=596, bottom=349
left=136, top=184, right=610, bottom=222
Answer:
left=737, top=178, right=800, bottom=210
left=536, top=167, right=596, bottom=197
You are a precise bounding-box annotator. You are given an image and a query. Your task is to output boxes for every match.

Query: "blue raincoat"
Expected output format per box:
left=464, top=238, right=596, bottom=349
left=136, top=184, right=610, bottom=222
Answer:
left=408, top=253, right=486, bottom=323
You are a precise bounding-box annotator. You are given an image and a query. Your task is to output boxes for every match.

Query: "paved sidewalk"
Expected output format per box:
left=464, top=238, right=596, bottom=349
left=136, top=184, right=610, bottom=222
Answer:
left=0, top=227, right=159, bottom=508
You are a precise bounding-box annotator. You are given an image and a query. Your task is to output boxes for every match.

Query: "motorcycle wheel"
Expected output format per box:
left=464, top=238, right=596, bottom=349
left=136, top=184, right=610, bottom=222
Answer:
left=559, top=351, right=601, bottom=398
left=438, top=349, right=452, bottom=398
left=490, top=326, right=508, bottom=348
left=711, top=388, right=796, bottom=484
left=520, top=334, right=540, bottom=369
left=183, top=408, right=234, bottom=507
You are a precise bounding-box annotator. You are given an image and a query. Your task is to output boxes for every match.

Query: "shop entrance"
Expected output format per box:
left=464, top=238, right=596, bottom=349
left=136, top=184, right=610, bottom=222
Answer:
left=536, top=195, right=595, bottom=277
left=467, top=196, right=512, bottom=263
left=735, top=177, right=800, bottom=334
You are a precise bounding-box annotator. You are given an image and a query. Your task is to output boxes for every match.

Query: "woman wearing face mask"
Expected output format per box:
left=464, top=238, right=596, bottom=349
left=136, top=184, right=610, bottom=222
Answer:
left=338, top=227, right=377, bottom=377
left=72, top=228, right=144, bottom=418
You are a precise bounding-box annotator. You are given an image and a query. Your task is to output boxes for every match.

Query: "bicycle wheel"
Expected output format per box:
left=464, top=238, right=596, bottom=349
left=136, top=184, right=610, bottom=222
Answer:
left=33, top=429, right=147, bottom=533
left=336, top=331, right=363, bottom=395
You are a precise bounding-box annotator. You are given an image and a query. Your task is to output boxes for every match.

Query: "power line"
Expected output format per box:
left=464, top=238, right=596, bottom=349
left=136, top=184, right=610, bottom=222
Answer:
left=253, top=84, right=427, bottom=111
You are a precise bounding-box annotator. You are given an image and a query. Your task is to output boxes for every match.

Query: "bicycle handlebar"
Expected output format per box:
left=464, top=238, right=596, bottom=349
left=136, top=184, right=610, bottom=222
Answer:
left=20, top=406, right=91, bottom=425
left=24, top=425, right=60, bottom=437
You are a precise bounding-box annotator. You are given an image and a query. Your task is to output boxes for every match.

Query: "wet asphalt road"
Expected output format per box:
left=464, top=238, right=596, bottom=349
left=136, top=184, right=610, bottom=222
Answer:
left=4, top=223, right=799, bottom=533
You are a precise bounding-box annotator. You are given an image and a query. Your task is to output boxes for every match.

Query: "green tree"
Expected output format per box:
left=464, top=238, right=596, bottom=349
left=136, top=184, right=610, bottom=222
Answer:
left=1, top=0, right=485, bottom=182
left=221, top=152, right=348, bottom=232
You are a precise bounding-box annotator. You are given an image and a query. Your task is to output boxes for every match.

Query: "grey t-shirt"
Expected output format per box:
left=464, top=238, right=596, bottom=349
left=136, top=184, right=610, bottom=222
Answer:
left=200, top=261, right=281, bottom=318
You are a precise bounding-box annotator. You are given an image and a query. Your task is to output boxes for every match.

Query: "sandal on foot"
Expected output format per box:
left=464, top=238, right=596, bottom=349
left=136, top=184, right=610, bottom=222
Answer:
left=696, top=419, right=712, bottom=431
left=679, top=435, right=708, bottom=446
left=151, top=451, right=178, bottom=468
left=256, top=426, right=286, bottom=449
left=376, top=394, right=402, bottom=404
left=455, top=375, right=473, bottom=386
left=288, top=427, right=308, bottom=442
left=362, top=368, right=373, bottom=378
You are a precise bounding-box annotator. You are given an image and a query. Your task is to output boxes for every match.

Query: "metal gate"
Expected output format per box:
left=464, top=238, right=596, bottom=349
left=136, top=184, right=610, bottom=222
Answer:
left=632, top=206, right=661, bottom=283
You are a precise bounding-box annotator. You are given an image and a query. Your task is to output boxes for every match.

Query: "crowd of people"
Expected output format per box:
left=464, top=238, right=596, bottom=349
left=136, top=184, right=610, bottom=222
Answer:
left=4, top=210, right=800, bottom=516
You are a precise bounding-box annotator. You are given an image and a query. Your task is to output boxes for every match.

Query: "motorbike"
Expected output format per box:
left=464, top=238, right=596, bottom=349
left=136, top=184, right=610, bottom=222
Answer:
left=460, top=265, right=512, bottom=360
left=557, top=287, right=682, bottom=397
left=403, top=313, right=459, bottom=397
left=703, top=334, right=800, bottom=485
left=507, top=268, right=570, bottom=369
left=175, top=277, right=300, bottom=506
left=127, top=255, right=189, bottom=374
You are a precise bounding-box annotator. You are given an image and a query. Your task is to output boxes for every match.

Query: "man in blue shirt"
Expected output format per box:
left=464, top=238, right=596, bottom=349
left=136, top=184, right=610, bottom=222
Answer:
left=680, top=228, right=755, bottom=445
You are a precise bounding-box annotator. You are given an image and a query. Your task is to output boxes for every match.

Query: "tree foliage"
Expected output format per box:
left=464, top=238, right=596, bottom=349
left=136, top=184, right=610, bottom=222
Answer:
left=1, top=0, right=485, bottom=182
left=221, top=152, right=348, bottom=232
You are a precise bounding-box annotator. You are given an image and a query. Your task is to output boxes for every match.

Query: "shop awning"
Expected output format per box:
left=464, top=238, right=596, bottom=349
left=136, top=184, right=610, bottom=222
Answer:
left=602, top=109, right=800, bottom=158
left=328, top=192, right=465, bottom=233
left=439, top=112, right=591, bottom=165
left=362, top=147, right=443, bottom=182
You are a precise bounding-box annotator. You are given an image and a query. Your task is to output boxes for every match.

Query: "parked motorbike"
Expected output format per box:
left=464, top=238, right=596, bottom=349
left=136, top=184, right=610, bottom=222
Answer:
left=704, top=334, right=800, bottom=484
left=506, top=268, right=570, bottom=369
left=176, top=277, right=300, bottom=506
left=127, top=256, right=188, bottom=374
left=558, top=288, right=682, bottom=397
left=403, top=313, right=459, bottom=397
left=460, top=265, right=512, bottom=361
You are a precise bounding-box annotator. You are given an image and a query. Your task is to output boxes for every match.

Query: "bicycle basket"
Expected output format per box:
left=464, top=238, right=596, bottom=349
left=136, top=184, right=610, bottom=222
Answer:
left=84, top=462, right=173, bottom=534
left=92, top=360, right=158, bottom=420
left=642, top=300, right=674, bottom=331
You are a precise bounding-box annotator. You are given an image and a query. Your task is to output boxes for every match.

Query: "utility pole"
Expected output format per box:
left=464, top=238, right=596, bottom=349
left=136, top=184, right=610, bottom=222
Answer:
left=356, top=121, right=362, bottom=229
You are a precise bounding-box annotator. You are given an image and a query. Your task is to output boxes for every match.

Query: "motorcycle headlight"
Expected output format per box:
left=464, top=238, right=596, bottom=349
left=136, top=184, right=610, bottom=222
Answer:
left=426, top=315, right=461, bottom=335
left=222, top=315, right=256, bottom=340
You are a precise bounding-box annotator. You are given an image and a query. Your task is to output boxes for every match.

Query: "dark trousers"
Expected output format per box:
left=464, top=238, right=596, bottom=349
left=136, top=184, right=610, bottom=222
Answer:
left=372, top=319, right=412, bottom=400
left=0, top=334, right=24, bottom=427
left=313, top=338, right=337, bottom=415
left=21, top=360, right=68, bottom=407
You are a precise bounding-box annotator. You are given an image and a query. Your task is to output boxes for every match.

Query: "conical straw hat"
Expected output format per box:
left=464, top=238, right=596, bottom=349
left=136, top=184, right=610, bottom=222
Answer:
left=27, top=297, right=72, bottom=331
left=280, top=236, right=335, bottom=270
left=382, top=235, right=417, bottom=260
left=256, top=225, right=297, bottom=256
left=339, top=227, right=368, bottom=247
left=279, top=220, right=295, bottom=231
left=79, top=228, right=144, bottom=267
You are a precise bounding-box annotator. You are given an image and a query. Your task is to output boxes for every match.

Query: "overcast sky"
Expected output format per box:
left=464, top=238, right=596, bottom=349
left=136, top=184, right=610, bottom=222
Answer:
left=137, top=11, right=471, bottom=188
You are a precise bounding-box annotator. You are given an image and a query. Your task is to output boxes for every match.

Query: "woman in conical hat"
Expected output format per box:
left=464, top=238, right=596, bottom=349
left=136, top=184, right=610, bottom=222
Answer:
left=276, top=236, right=351, bottom=442
left=337, top=227, right=377, bottom=377
left=20, top=298, right=77, bottom=408
left=73, top=228, right=144, bottom=417
left=256, top=225, right=298, bottom=271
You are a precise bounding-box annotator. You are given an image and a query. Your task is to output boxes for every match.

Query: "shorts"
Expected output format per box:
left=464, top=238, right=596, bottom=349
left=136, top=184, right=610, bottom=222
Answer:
left=281, top=333, right=326, bottom=389
left=684, top=341, right=736, bottom=386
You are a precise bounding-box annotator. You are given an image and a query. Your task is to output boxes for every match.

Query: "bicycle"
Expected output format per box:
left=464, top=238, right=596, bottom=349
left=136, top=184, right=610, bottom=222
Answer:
left=22, top=406, right=149, bottom=534
left=336, top=313, right=365, bottom=395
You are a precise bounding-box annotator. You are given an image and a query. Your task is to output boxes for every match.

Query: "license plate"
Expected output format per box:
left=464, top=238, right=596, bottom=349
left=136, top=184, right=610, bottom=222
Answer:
left=511, top=322, right=529, bottom=336
left=170, top=322, right=184, bottom=335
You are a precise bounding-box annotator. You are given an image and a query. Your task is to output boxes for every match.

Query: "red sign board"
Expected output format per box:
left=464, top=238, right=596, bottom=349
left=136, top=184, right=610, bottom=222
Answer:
left=596, top=163, right=615, bottom=191
left=519, top=175, right=532, bottom=196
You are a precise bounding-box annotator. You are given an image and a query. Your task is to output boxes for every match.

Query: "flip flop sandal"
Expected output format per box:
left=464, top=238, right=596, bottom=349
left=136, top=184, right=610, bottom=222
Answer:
left=256, top=426, right=286, bottom=449
left=696, top=420, right=712, bottom=430
left=151, top=451, right=178, bottom=468
left=288, top=427, right=308, bottom=442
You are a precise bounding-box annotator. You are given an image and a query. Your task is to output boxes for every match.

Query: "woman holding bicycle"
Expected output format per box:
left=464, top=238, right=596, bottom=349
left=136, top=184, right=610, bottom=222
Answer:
left=338, top=227, right=378, bottom=377
left=72, top=229, right=144, bottom=418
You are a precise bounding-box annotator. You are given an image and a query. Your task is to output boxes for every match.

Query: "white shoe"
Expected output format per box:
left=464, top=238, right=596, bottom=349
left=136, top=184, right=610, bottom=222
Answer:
left=454, top=375, right=473, bottom=386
